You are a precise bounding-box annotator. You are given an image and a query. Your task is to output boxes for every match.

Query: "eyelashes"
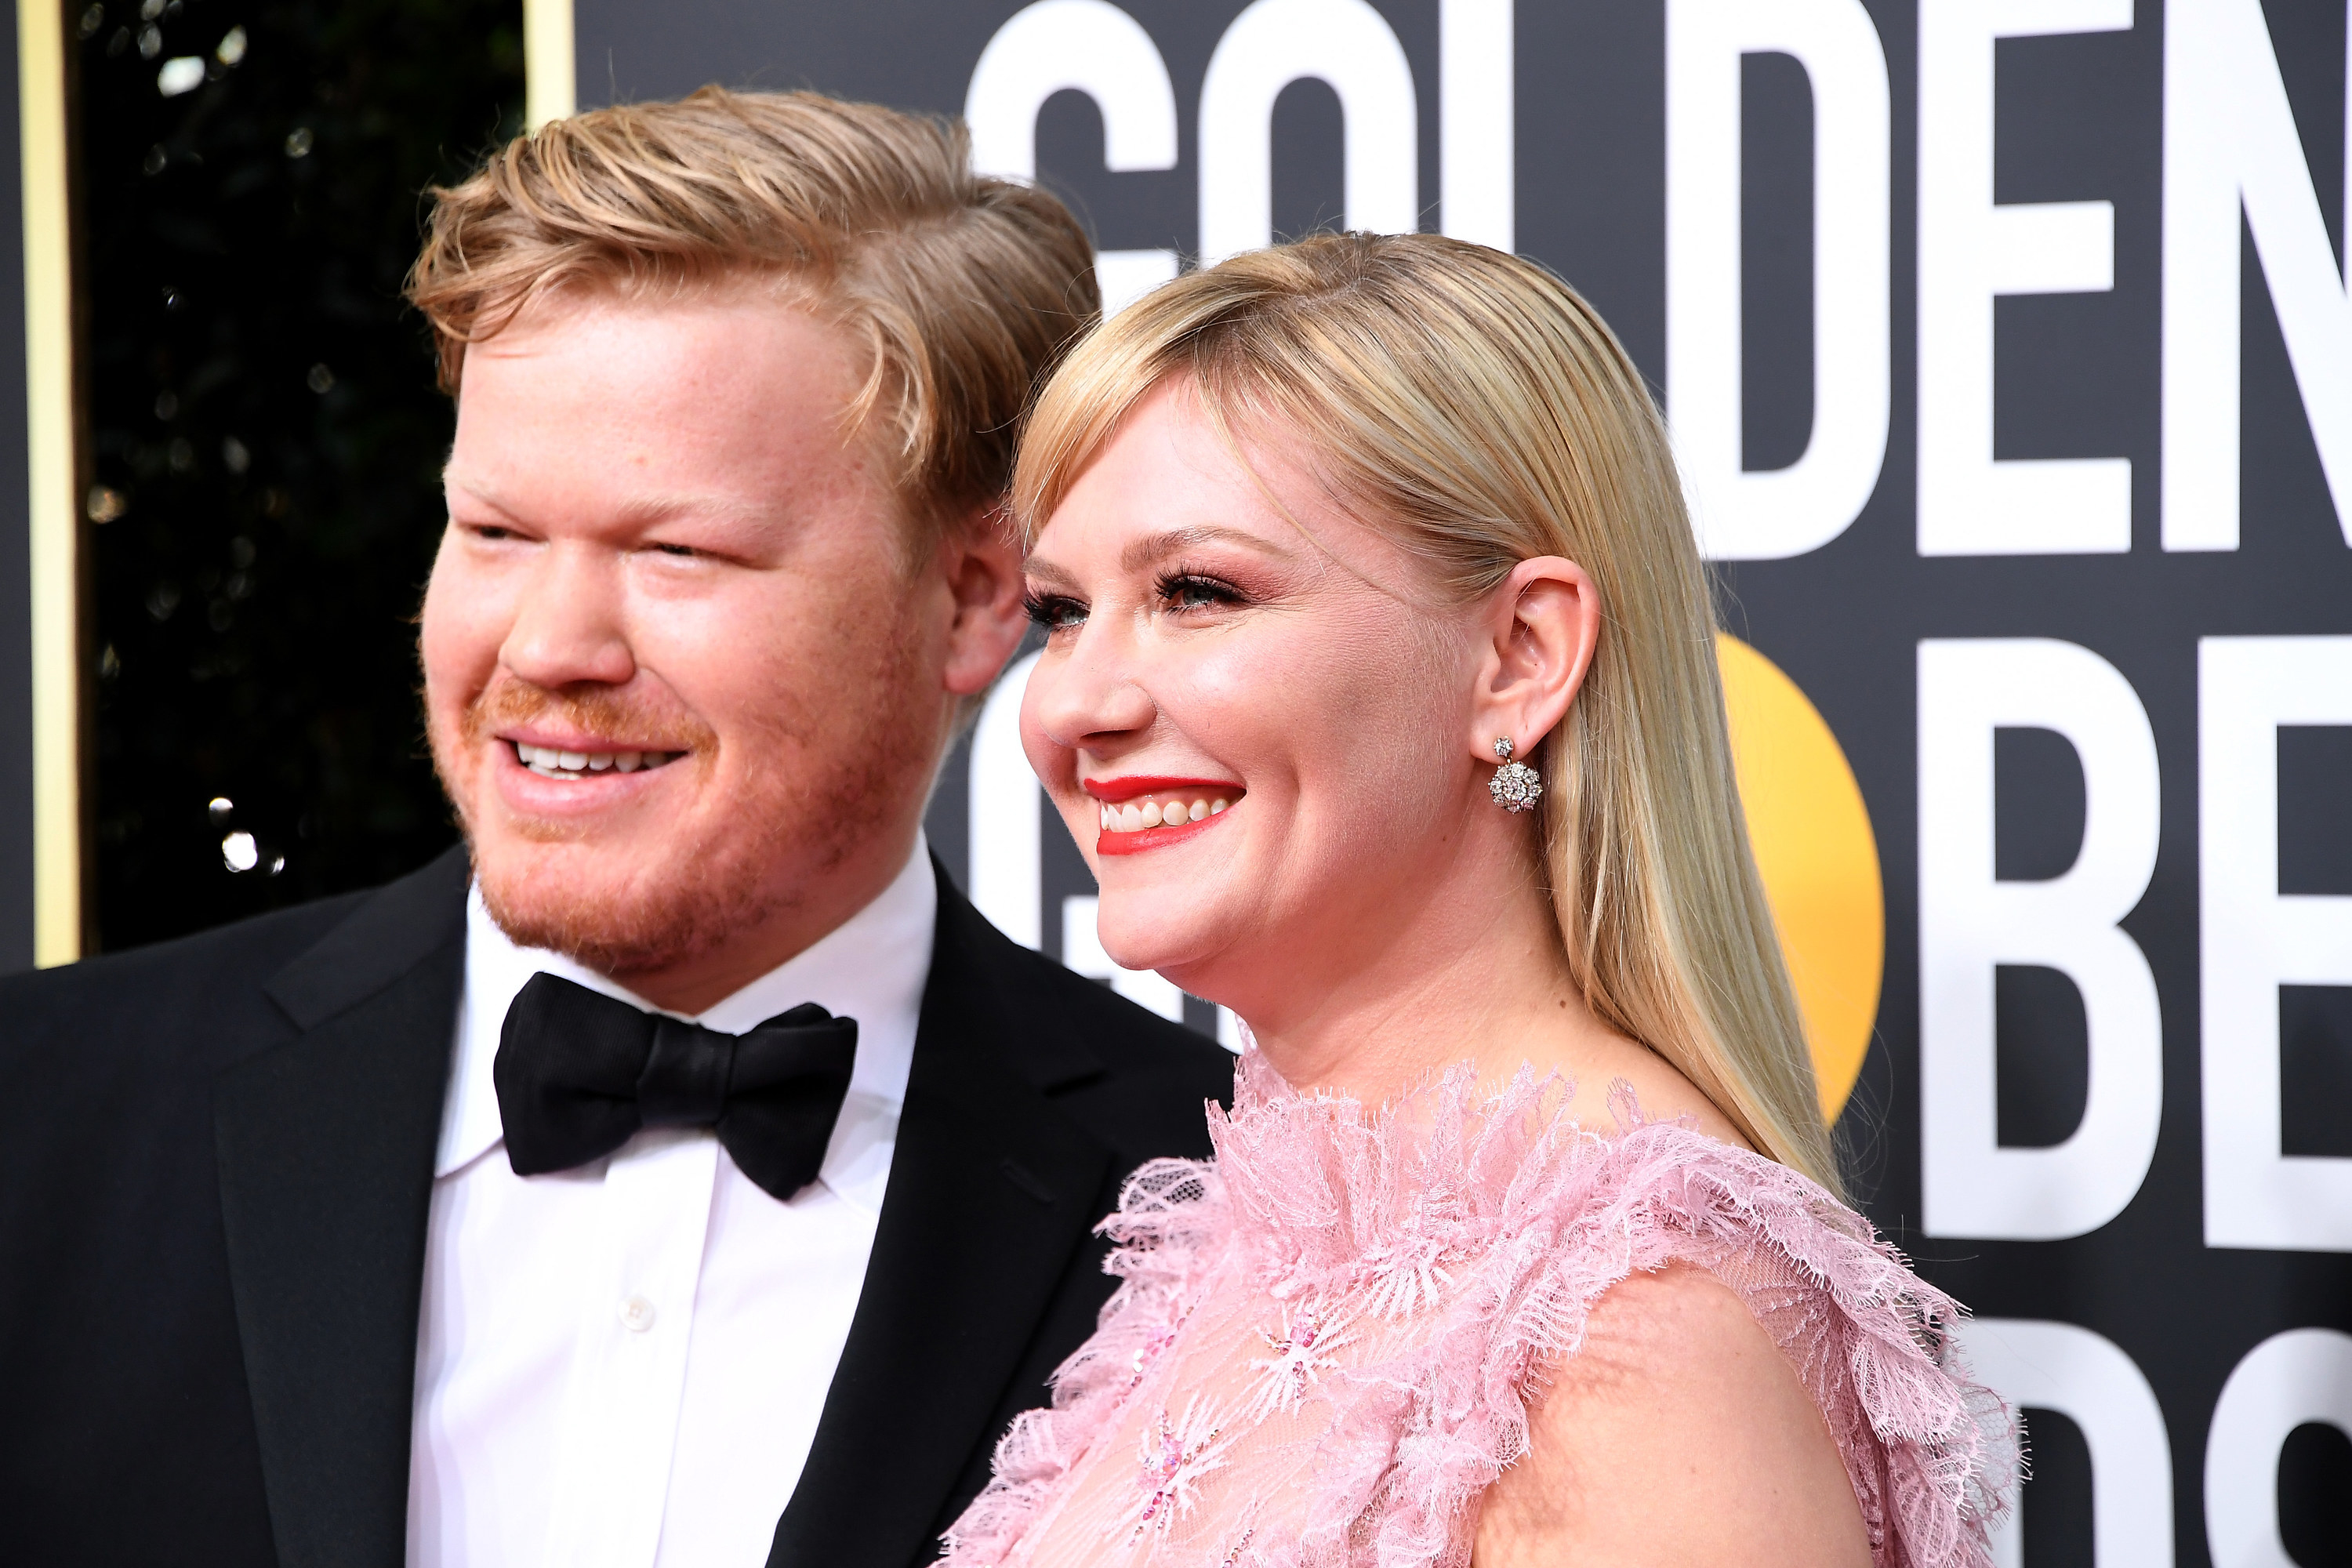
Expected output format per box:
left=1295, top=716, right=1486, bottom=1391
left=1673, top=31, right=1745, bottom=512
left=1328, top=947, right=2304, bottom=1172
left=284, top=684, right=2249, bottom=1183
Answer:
left=1022, top=590, right=1087, bottom=630
left=1021, top=565, right=1250, bottom=633
left=1154, top=568, right=1245, bottom=611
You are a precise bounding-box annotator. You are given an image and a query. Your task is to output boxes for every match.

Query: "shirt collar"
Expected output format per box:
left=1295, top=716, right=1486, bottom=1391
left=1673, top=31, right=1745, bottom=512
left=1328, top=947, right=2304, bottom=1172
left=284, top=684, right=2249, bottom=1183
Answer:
left=437, top=836, right=938, bottom=1214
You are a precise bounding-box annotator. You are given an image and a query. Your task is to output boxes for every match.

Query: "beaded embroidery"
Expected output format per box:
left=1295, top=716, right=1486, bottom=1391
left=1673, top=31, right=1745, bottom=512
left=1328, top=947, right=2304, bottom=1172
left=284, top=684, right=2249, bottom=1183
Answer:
left=1245, top=1307, right=1355, bottom=1417
left=1126, top=1398, right=1231, bottom=1543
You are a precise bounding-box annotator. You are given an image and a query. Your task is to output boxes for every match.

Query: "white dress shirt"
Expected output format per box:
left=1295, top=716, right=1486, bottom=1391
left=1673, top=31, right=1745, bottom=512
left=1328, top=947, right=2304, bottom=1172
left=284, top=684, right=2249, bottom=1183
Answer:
left=405, top=840, right=937, bottom=1568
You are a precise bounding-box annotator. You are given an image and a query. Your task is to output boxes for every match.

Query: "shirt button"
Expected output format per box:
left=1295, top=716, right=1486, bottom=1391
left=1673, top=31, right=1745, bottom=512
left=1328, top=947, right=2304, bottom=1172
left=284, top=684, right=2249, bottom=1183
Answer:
left=617, top=1294, right=657, bottom=1333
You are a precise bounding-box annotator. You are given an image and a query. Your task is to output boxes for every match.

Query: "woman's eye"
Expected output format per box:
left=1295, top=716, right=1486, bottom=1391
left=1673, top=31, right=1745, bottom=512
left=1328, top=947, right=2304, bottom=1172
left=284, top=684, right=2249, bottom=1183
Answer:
left=1159, top=572, right=1242, bottom=612
left=1023, top=591, right=1087, bottom=630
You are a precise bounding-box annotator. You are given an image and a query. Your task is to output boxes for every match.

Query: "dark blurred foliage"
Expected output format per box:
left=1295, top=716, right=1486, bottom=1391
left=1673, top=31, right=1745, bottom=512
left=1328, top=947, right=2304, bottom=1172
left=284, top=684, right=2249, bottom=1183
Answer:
left=76, top=0, right=521, bottom=949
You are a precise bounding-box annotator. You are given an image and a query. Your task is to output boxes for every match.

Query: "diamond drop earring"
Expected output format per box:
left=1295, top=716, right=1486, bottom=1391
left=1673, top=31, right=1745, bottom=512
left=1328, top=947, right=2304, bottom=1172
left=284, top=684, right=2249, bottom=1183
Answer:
left=1487, top=736, right=1542, bottom=813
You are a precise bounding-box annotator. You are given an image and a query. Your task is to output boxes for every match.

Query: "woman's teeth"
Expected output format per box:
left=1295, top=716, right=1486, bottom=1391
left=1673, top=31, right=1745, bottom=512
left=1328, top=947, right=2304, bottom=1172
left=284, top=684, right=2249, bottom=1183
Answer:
left=1099, top=795, right=1232, bottom=833
left=514, top=742, right=682, bottom=780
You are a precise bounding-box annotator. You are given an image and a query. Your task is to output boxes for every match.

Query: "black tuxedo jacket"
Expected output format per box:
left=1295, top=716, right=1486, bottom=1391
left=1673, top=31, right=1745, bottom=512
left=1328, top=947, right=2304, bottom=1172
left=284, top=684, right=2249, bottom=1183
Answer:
left=0, top=847, right=1233, bottom=1567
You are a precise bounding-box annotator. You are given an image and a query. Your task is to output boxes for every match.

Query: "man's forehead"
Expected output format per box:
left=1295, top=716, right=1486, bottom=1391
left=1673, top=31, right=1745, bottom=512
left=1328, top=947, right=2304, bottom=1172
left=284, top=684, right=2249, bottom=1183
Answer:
left=455, top=299, right=873, bottom=446
left=471, top=270, right=827, bottom=355
left=439, top=282, right=927, bottom=539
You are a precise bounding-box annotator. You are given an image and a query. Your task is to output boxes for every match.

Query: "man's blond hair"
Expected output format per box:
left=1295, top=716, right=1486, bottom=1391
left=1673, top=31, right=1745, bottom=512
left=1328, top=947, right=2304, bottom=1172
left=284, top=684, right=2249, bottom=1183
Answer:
left=406, top=87, right=1099, bottom=525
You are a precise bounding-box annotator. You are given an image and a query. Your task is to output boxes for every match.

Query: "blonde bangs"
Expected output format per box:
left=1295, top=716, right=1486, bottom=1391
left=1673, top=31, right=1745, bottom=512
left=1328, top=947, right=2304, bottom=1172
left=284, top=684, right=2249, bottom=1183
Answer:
left=1013, top=278, right=1247, bottom=543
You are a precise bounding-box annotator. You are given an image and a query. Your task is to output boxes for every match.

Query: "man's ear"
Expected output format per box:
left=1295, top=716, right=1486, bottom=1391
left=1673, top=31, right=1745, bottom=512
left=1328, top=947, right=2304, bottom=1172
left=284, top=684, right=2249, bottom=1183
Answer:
left=1466, top=556, right=1602, bottom=760
left=938, top=503, right=1029, bottom=698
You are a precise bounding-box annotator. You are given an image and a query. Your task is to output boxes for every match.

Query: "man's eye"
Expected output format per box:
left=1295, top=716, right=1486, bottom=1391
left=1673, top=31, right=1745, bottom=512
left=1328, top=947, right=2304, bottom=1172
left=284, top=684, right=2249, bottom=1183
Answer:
left=650, top=543, right=699, bottom=558
left=1023, top=591, right=1087, bottom=630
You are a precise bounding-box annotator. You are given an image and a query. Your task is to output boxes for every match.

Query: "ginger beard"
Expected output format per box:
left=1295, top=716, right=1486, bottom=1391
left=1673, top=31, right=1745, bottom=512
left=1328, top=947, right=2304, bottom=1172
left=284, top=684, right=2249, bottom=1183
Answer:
left=430, top=625, right=931, bottom=982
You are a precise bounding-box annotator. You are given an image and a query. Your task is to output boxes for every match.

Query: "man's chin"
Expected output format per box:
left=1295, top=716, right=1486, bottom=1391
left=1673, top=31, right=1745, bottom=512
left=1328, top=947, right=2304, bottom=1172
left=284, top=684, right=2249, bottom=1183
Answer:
left=470, top=836, right=774, bottom=981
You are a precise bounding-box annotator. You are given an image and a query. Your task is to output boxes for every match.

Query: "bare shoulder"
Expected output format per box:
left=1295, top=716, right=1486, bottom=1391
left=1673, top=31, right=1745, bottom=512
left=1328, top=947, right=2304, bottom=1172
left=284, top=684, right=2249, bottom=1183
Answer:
left=1555, top=1031, right=1755, bottom=1152
left=1472, top=1263, right=1870, bottom=1568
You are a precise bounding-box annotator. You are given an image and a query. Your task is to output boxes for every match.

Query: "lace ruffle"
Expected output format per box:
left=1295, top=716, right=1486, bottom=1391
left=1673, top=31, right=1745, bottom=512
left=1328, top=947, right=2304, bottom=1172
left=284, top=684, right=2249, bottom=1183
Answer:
left=946, top=1051, right=2015, bottom=1567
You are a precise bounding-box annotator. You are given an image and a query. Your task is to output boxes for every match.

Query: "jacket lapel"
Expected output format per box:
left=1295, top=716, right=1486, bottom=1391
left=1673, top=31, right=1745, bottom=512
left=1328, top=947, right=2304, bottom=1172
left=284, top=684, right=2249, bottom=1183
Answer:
left=214, top=848, right=471, bottom=1568
left=770, top=866, right=1113, bottom=1568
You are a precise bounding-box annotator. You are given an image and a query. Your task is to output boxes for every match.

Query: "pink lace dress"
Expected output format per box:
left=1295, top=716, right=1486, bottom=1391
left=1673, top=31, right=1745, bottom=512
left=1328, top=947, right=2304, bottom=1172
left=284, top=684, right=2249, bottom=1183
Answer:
left=942, top=1051, right=2014, bottom=1568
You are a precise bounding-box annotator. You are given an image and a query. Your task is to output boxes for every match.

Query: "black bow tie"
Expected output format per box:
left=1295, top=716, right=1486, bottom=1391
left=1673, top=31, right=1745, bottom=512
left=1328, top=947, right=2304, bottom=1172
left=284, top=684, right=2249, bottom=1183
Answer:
left=493, top=972, right=859, bottom=1203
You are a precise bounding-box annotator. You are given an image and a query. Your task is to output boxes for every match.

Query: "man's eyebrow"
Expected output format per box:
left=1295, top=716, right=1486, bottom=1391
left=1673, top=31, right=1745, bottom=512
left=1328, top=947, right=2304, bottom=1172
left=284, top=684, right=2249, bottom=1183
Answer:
left=603, top=492, right=773, bottom=528
left=441, top=466, right=514, bottom=516
left=442, top=469, right=771, bottom=529
left=1118, top=525, right=1291, bottom=573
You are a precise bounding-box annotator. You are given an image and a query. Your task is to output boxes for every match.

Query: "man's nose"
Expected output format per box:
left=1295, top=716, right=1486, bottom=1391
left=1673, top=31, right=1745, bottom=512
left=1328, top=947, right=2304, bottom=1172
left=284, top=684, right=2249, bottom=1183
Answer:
left=499, top=543, right=637, bottom=689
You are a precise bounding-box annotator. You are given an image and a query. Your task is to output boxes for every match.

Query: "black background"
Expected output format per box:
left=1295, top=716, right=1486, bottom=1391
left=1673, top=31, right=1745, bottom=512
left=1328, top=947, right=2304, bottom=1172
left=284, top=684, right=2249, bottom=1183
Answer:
left=70, top=0, right=518, bottom=952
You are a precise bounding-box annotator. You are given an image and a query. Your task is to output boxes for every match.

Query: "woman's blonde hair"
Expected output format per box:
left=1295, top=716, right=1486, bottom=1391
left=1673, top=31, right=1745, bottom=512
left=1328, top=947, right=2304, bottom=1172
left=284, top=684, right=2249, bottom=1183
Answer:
left=1014, top=232, right=1839, bottom=1193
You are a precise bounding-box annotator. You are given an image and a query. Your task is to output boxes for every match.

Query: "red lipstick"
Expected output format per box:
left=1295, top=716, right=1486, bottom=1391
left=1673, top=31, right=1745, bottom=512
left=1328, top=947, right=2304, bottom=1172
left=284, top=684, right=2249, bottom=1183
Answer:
left=1097, top=816, right=1230, bottom=856
left=1087, top=778, right=1244, bottom=857
left=1081, top=775, right=1241, bottom=804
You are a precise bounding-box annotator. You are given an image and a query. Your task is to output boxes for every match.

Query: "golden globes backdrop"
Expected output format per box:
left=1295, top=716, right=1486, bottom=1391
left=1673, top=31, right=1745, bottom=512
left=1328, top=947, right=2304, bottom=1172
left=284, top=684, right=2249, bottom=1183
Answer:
left=565, top=1, right=2347, bottom=1558
left=0, top=0, right=2319, bottom=1559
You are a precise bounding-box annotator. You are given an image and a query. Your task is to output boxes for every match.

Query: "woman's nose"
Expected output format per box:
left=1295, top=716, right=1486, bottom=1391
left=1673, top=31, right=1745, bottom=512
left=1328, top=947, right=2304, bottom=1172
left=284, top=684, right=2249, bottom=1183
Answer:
left=499, top=543, right=637, bottom=690
left=1023, top=626, right=1159, bottom=750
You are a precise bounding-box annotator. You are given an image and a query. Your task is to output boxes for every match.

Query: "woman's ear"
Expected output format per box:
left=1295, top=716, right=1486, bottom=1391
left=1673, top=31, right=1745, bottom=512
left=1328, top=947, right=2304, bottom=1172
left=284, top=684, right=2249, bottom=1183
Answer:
left=1468, top=556, right=1602, bottom=760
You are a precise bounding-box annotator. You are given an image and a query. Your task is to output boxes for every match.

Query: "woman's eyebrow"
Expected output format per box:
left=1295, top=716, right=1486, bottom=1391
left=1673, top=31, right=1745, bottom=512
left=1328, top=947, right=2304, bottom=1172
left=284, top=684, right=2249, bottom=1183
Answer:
left=1118, top=525, right=1290, bottom=573
left=1023, top=557, right=1082, bottom=591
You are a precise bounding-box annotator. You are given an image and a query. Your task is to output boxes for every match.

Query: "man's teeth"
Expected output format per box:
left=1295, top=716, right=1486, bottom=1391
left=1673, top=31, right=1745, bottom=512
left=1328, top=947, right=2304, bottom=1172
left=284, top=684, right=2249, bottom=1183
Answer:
left=514, top=742, right=681, bottom=779
left=1099, top=795, right=1232, bottom=833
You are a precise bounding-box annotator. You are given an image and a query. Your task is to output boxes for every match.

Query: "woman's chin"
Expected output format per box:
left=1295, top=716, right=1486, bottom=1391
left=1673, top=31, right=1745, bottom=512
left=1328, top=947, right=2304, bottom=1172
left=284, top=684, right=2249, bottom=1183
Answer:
left=1093, top=902, right=1231, bottom=984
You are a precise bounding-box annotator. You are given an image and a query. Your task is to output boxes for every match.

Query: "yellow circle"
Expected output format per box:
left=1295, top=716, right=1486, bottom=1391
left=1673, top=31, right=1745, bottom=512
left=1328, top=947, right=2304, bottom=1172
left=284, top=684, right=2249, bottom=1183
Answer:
left=1715, top=633, right=1884, bottom=1123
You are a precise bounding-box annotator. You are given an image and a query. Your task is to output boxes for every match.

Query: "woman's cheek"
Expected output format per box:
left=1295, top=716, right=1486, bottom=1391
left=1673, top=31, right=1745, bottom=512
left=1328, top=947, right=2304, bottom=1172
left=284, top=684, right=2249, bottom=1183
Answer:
left=1212, top=614, right=1413, bottom=746
left=1168, top=618, right=1328, bottom=723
